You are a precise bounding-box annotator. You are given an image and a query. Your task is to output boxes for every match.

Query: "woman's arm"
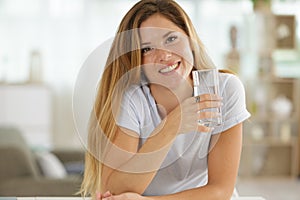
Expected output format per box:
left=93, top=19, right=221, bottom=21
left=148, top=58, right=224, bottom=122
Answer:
left=156, top=123, right=242, bottom=200
left=102, top=95, right=220, bottom=195
left=101, top=106, right=181, bottom=194
left=103, top=123, right=243, bottom=200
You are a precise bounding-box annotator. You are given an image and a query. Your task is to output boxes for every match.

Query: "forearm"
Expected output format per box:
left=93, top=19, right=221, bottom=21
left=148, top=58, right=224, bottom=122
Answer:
left=103, top=183, right=234, bottom=200
left=149, top=184, right=232, bottom=200
left=148, top=125, right=242, bottom=200
left=104, top=108, right=181, bottom=194
left=105, top=138, right=174, bottom=194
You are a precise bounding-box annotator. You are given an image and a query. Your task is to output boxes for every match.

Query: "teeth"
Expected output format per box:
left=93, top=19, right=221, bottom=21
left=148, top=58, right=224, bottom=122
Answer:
left=159, top=63, right=178, bottom=73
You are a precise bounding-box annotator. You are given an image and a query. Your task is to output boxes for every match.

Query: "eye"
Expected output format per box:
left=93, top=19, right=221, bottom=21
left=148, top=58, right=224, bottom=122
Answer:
left=165, top=35, right=178, bottom=44
left=141, top=46, right=154, bottom=55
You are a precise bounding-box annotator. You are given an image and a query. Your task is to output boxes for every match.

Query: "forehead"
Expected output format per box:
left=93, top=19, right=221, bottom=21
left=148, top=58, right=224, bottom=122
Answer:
left=139, top=14, right=187, bottom=42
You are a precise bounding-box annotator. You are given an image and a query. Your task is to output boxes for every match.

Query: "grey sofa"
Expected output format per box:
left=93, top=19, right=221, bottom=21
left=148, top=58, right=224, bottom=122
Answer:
left=0, top=127, right=85, bottom=197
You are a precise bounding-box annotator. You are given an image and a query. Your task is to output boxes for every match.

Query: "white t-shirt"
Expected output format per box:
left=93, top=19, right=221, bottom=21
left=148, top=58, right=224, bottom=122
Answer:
left=116, top=72, right=250, bottom=196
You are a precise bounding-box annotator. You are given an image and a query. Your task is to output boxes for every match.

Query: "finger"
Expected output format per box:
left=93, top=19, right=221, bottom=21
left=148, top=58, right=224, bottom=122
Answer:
left=96, top=192, right=101, bottom=200
left=102, top=197, right=113, bottom=200
left=197, top=101, right=222, bottom=111
left=200, top=93, right=222, bottom=101
left=186, top=96, right=199, bottom=105
left=102, top=191, right=112, bottom=198
left=198, top=111, right=221, bottom=119
left=197, top=123, right=213, bottom=133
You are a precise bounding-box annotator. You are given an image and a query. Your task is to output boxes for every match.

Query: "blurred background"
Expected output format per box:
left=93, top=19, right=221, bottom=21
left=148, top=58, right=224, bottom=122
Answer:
left=0, top=0, right=299, bottom=199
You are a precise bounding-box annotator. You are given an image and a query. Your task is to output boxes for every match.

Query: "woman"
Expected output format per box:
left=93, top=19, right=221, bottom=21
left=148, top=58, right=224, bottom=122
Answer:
left=81, top=0, right=250, bottom=199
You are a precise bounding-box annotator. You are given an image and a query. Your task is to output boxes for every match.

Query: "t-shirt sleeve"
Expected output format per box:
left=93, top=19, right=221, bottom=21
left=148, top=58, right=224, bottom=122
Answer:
left=212, top=74, right=251, bottom=134
left=115, top=87, right=141, bottom=135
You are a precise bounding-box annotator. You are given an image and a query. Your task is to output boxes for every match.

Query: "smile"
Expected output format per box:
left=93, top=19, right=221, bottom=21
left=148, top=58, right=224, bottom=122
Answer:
left=159, top=62, right=180, bottom=73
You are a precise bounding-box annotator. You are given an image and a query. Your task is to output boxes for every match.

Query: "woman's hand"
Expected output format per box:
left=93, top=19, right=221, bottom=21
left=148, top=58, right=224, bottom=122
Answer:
left=101, top=192, right=150, bottom=200
left=177, top=93, right=222, bottom=134
left=96, top=191, right=112, bottom=200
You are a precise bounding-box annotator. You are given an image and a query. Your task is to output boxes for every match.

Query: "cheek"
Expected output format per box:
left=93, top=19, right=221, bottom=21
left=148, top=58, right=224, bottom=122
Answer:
left=168, top=41, right=194, bottom=66
left=141, top=63, right=155, bottom=79
left=182, top=46, right=194, bottom=66
left=142, top=54, right=157, bottom=65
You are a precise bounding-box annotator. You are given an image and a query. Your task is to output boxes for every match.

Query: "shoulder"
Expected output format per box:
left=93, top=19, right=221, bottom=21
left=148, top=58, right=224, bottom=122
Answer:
left=219, top=72, right=245, bottom=94
left=117, top=84, right=147, bottom=132
left=122, top=84, right=145, bottom=101
left=219, top=71, right=242, bottom=84
left=123, top=84, right=143, bottom=96
left=122, top=84, right=151, bottom=108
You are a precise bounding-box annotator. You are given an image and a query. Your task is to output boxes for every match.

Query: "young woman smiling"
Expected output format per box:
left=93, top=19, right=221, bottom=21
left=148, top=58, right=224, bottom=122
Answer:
left=80, top=1, right=250, bottom=200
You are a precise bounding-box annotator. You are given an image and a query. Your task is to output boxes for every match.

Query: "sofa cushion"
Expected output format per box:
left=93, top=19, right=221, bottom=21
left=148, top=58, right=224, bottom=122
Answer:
left=35, top=151, right=67, bottom=178
left=0, top=127, right=40, bottom=181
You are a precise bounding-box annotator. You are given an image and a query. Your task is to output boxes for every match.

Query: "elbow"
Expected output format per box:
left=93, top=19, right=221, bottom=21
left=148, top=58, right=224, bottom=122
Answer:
left=103, top=177, right=146, bottom=195
left=106, top=187, right=145, bottom=196
left=209, top=185, right=235, bottom=200
left=214, top=190, right=232, bottom=200
left=106, top=185, right=145, bottom=196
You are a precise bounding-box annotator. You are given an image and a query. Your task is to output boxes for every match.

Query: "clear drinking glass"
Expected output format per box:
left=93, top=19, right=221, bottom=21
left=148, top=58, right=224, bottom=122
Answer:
left=192, top=68, right=222, bottom=127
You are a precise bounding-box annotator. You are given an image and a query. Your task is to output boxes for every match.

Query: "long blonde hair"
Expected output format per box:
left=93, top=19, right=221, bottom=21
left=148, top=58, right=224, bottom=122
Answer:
left=80, top=0, right=215, bottom=198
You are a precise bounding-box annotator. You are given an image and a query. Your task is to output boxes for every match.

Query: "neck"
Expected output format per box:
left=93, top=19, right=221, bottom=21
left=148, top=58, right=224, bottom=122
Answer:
left=150, top=78, right=193, bottom=117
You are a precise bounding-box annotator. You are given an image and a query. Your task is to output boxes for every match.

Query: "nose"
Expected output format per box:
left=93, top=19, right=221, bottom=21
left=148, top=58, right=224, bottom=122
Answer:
left=156, top=48, right=172, bottom=62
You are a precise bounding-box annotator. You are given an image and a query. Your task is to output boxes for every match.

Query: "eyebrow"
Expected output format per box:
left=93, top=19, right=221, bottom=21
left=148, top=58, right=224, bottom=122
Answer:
left=140, top=31, right=175, bottom=46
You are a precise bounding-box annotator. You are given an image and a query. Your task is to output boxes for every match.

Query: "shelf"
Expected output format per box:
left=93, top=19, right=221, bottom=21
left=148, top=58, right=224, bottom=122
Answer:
left=241, top=77, right=300, bottom=178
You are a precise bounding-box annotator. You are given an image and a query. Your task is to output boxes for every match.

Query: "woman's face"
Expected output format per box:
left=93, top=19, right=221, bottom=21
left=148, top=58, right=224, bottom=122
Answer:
left=139, top=14, right=194, bottom=90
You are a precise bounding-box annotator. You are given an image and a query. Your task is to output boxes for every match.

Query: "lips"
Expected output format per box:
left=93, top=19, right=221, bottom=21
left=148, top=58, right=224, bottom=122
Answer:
left=159, top=62, right=180, bottom=73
